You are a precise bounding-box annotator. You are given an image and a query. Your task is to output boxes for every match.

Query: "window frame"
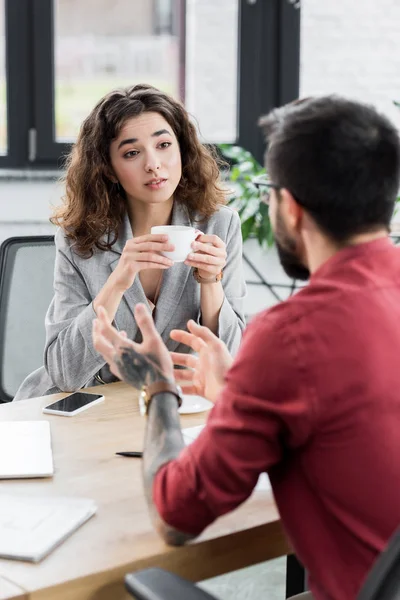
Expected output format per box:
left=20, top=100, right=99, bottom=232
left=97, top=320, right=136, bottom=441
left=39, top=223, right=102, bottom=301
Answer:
left=0, top=0, right=31, bottom=168
left=237, top=0, right=300, bottom=164
left=1, top=0, right=300, bottom=170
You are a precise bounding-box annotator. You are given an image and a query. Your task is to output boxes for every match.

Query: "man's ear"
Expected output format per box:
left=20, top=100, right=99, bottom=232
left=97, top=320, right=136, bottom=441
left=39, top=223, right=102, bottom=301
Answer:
left=279, top=188, right=303, bottom=229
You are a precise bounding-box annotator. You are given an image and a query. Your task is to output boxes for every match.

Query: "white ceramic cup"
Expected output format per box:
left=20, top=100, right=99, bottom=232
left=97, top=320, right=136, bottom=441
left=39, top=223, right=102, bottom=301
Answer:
left=150, top=225, right=199, bottom=263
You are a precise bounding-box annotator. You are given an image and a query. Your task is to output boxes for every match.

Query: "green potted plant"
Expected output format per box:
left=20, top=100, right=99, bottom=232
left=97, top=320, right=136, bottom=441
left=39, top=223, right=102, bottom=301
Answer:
left=218, top=144, right=274, bottom=248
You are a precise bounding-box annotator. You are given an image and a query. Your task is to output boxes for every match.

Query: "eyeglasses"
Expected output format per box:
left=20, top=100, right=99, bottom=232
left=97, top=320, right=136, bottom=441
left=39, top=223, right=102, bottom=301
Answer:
left=251, top=175, right=280, bottom=205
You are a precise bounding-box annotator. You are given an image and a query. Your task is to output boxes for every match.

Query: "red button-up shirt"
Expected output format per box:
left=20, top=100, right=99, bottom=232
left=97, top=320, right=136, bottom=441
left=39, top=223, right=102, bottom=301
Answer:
left=154, top=238, right=400, bottom=600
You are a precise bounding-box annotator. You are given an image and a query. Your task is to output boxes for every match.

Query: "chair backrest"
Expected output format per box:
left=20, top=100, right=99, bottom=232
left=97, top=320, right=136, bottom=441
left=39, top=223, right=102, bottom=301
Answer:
left=0, top=236, right=55, bottom=402
left=357, top=527, right=400, bottom=600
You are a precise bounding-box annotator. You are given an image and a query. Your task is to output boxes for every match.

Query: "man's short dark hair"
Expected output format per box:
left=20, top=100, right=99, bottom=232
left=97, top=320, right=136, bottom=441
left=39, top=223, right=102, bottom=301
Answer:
left=259, top=96, right=400, bottom=243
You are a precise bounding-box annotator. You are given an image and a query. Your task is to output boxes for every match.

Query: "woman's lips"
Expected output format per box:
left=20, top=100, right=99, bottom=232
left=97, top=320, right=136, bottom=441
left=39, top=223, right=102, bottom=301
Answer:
left=145, top=178, right=167, bottom=190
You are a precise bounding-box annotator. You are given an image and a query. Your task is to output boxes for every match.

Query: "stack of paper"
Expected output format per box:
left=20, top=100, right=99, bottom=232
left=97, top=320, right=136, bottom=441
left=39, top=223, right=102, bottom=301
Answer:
left=0, top=494, right=97, bottom=562
left=182, top=425, right=271, bottom=491
left=0, top=421, right=53, bottom=479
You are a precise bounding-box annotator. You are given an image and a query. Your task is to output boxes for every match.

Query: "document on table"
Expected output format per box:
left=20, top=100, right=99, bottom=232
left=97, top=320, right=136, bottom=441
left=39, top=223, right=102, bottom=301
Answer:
left=0, top=494, right=97, bottom=562
left=0, top=421, right=53, bottom=479
left=182, top=425, right=271, bottom=491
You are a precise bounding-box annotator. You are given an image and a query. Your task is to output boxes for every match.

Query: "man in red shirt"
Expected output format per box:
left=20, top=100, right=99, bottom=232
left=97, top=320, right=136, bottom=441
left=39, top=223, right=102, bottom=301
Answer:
left=93, top=96, right=400, bottom=600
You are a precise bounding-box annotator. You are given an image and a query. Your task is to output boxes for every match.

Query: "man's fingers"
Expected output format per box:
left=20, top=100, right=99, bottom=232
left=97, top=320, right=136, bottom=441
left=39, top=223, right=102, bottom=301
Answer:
left=170, top=329, right=206, bottom=353
left=96, top=306, right=128, bottom=348
left=93, top=318, right=116, bottom=362
left=187, top=320, right=223, bottom=349
left=170, top=351, right=198, bottom=368
left=173, top=368, right=194, bottom=382
left=109, top=362, right=122, bottom=380
left=134, top=303, right=161, bottom=339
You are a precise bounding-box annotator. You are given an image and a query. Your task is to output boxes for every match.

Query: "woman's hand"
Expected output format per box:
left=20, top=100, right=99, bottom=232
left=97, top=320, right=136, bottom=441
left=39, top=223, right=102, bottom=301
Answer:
left=112, top=234, right=175, bottom=292
left=170, top=320, right=233, bottom=403
left=184, top=234, right=226, bottom=280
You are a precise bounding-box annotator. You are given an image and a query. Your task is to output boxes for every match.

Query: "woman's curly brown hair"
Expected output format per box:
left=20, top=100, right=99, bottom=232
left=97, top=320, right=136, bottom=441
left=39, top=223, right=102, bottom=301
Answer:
left=52, top=84, right=227, bottom=256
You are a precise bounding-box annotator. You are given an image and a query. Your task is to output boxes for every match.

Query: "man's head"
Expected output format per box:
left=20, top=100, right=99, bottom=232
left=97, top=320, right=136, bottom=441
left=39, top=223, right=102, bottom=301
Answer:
left=259, top=96, right=400, bottom=279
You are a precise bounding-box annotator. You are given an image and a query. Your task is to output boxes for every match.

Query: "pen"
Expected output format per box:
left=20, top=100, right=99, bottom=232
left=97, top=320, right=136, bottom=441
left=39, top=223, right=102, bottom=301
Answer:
left=115, top=451, right=143, bottom=458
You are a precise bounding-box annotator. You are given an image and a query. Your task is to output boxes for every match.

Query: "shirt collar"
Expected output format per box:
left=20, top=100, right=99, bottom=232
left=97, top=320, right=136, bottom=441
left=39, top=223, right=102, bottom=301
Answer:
left=310, top=236, right=393, bottom=282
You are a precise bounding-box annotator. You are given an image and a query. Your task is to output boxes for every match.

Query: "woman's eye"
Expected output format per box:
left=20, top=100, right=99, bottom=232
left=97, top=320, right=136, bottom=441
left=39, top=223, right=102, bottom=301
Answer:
left=159, top=142, right=171, bottom=149
left=124, top=150, right=139, bottom=158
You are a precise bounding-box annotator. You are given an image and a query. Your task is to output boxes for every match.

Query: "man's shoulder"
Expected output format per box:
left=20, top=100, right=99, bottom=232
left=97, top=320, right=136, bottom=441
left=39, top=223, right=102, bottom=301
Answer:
left=244, top=284, right=328, bottom=345
left=242, top=303, right=297, bottom=352
left=248, top=296, right=302, bottom=332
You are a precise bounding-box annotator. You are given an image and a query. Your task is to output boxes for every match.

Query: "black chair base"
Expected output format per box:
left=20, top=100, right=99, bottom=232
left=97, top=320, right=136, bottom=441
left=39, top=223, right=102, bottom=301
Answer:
left=125, top=568, right=218, bottom=600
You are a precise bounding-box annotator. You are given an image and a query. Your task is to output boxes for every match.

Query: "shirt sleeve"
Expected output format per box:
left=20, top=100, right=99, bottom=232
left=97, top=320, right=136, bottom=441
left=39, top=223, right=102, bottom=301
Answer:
left=153, top=306, right=318, bottom=535
left=44, top=229, right=106, bottom=391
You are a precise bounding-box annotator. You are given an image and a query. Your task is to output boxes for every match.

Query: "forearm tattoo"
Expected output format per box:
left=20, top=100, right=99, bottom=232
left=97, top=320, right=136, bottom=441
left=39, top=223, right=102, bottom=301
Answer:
left=115, top=346, right=169, bottom=389
left=143, top=395, right=195, bottom=546
left=115, top=346, right=196, bottom=544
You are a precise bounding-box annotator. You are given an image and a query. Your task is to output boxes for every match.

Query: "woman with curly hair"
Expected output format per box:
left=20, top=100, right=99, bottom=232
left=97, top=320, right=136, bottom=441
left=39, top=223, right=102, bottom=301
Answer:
left=15, top=84, right=246, bottom=400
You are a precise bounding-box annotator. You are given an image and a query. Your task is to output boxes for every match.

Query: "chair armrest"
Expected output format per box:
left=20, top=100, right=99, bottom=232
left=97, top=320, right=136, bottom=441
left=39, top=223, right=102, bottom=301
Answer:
left=125, top=568, right=218, bottom=600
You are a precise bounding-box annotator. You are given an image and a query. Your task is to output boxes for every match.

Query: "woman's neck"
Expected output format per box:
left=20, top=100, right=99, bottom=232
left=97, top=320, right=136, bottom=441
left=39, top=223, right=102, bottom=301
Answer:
left=128, top=197, right=174, bottom=237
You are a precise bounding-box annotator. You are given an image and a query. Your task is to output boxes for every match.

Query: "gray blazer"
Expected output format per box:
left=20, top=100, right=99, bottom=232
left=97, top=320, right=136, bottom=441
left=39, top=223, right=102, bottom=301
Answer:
left=14, top=203, right=246, bottom=400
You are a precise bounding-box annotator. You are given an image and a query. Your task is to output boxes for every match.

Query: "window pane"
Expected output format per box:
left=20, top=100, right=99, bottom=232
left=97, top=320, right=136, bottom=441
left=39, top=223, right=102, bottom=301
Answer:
left=54, top=0, right=181, bottom=142
left=185, top=0, right=238, bottom=143
left=0, top=0, right=6, bottom=155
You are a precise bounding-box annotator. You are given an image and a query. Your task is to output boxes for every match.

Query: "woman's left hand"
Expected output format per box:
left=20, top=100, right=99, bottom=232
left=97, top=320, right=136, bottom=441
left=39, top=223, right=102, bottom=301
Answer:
left=184, top=234, right=227, bottom=279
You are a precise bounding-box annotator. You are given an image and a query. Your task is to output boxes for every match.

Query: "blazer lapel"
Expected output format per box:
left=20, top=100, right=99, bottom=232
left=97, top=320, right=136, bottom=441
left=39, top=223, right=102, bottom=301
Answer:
left=107, top=203, right=195, bottom=340
left=153, top=203, right=194, bottom=338
left=107, top=214, right=147, bottom=340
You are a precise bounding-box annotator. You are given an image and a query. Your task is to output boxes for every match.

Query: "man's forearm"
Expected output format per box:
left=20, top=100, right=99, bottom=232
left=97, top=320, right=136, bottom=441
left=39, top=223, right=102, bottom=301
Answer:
left=142, top=393, right=196, bottom=546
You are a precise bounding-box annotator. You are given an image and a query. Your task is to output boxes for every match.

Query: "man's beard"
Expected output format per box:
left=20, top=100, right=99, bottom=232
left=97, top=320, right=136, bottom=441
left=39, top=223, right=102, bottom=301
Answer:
left=275, top=212, right=310, bottom=281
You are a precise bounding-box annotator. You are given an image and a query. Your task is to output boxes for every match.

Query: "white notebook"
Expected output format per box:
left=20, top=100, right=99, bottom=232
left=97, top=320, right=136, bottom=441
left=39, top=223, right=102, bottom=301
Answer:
left=0, top=421, right=53, bottom=479
left=0, top=494, right=97, bottom=562
left=182, top=425, right=271, bottom=491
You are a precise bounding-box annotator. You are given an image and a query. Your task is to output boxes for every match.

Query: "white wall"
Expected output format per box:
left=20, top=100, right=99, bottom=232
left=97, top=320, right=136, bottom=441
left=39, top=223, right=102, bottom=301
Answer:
left=0, top=181, right=63, bottom=222
left=300, top=0, right=400, bottom=131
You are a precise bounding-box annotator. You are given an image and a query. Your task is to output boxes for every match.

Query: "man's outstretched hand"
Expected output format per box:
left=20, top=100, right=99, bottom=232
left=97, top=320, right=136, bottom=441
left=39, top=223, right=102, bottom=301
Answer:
left=93, top=304, right=175, bottom=389
left=170, top=321, right=233, bottom=403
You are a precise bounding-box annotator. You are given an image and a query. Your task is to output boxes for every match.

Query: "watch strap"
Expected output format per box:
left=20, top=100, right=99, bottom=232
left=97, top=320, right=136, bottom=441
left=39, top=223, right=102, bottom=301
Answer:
left=144, top=381, right=182, bottom=414
left=193, top=268, right=223, bottom=283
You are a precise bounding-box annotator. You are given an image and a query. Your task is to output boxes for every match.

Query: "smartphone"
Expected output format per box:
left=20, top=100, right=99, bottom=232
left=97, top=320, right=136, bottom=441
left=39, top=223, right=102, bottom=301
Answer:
left=42, top=392, right=104, bottom=417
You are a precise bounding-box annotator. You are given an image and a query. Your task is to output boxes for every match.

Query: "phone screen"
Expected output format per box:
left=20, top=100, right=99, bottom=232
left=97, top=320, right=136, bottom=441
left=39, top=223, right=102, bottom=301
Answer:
left=44, top=392, right=103, bottom=413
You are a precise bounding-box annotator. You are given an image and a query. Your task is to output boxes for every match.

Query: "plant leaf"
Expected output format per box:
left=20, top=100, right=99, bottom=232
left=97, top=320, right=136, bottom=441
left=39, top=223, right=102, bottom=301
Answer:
left=241, top=215, right=256, bottom=241
left=218, top=143, right=273, bottom=249
left=239, top=193, right=262, bottom=222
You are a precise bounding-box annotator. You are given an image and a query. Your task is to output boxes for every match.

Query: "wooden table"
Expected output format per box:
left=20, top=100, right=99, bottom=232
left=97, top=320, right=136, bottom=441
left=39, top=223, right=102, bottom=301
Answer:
left=0, top=382, right=289, bottom=600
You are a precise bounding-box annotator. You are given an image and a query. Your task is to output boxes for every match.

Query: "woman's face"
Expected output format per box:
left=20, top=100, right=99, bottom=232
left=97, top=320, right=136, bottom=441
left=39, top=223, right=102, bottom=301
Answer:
left=109, top=111, right=182, bottom=207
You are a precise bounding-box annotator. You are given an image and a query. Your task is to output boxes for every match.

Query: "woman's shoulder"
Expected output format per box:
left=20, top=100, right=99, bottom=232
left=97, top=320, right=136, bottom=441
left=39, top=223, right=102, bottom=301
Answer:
left=54, top=227, right=92, bottom=261
left=54, top=226, right=72, bottom=250
left=198, top=204, right=240, bottom=233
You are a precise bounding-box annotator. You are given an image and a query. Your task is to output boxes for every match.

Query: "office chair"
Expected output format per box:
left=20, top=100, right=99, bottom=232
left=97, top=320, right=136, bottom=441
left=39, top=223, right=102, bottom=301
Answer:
left=125, top=527, right=400, bottom=600
left=0, top=236, right=55, bottom=402
left=357, top=527, right=400, bottom=600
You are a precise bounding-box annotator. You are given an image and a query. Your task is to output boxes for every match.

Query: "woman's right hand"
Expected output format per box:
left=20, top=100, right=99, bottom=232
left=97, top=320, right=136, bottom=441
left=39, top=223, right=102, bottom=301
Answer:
left=112, top=234, right=175, bottom=292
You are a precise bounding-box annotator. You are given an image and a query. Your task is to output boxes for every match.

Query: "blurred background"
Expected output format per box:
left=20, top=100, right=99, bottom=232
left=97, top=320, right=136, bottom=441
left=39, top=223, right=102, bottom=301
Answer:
left=0, top=0, right=400, bottom=317
left=1, top=2, right=400, bottom=596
